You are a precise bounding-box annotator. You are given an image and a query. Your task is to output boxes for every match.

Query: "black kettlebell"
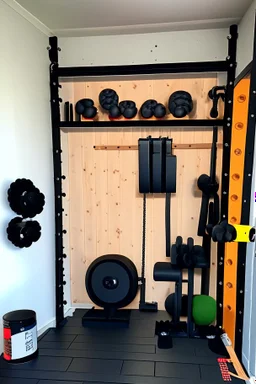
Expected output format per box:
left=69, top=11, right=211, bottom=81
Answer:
left=169, top=91, right=193, bottom=118
left=75, top=99, right=97, bottom=119
left=99, top=89, right=119, bottom=111
left=75, top=98, right=94, bottom=115
left=109, top=105, right=121, bottom=118
left=119, top=100, right=137, bottom=119
left=140, top=99, right=158, bottom=118
left=82, top=106, right=97, bottom=119
left=154, top=103, right=166, bottom=118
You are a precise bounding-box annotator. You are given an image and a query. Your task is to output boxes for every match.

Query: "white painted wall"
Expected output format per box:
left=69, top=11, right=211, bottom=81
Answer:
left=237, top=0, right=256, bottom=75
left=0, top=0, right=56, bottom=353
left=59, top=28, right=229, bottom=66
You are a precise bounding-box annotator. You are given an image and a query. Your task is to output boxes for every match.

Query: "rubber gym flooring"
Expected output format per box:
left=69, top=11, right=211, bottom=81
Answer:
left=0, top=310, right=241, bottom=384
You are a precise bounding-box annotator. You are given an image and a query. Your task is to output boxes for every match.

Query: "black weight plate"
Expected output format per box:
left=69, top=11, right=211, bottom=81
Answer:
left=91, top=261, right=130, bottom=304
left=86, top=254, right=138, bottom=309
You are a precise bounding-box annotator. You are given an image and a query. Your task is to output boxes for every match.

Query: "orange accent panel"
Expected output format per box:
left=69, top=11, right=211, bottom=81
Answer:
left=223, top=78, right=250, bottom=344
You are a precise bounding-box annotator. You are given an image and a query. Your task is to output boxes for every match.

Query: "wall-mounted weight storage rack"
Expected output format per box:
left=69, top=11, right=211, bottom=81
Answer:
left=48, top=24, right=256, bottom=357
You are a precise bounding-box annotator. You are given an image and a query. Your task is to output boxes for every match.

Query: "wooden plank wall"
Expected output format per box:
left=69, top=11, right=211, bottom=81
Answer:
left=60, top=76, right=223, bottom=309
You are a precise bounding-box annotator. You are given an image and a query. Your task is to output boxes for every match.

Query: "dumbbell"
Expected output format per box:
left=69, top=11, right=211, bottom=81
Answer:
left=171, top=237, right=205, bottom=269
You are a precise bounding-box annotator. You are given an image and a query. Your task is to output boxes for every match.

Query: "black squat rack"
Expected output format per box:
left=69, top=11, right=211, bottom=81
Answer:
left=48, top=25, right=238, bottom=329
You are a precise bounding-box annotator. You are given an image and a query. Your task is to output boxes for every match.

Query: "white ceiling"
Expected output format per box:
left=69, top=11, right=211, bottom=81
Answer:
left=15, top=0, right=252, bottom=37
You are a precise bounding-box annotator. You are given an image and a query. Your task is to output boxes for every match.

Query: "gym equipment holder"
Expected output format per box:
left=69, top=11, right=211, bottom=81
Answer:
left=84, top=254, right=138, bottom=327
left=48, top=26, right=241, bottom=335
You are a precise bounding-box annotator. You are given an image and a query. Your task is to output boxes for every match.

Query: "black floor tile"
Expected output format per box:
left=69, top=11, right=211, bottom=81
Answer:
left=68, top=358, right=123, bottom=375
left=0, top=310, right=223, bottom=383
left=73, top=309, right=88, bottom=318
left=41, top=332, right=77, bottom=343
left=155, top=362, right=201, bottom=379
left=195, top=346, right=218, bottom=358
left=38, top=381, right=82, bottom=384
left=130, top=310, right=171, bottom=321
left=121, top=361, right=155, bottom=376
left=75, top=334, right=156, bottom=345
left=156, top=344, right=196, bottom=356
left=0, top=368, right=222, bottom=384
left=66, top=318, right=84, bottom=327
left=39, top=341, right=72, bottom=349
left=57, top=324, right=155, bottom=338
left=200, top=364, right=242, bottom=383
left=70, top=342, right=155, bottom=354
left=39, top=346, right=216, bottom=365
left=0, top=379, right=38, bottom=384
left=0, top=356, right=72, bottom=372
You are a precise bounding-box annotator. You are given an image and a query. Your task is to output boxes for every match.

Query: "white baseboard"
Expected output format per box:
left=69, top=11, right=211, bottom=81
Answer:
left=37, top=305, right=92, bottom=335
left=243, top=352, right=250, bottom=374
left=37, top=317, right=56, bottom=337
left=64, top=307, right=75, bottom=317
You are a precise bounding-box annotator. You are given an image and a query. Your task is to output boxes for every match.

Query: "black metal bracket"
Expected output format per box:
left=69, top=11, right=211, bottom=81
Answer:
left=216, top=24, right=238, bottom=330
left=58, top=61, right=228, bottom=78
left=49, top=37, right=66, bottom=326
left=60, top=120, right=225, bottom=128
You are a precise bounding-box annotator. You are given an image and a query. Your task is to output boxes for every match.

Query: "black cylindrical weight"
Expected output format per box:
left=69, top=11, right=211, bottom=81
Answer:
left=3, top=310, right=38, bottom=363
left=154, top=262, right=182, bottom=282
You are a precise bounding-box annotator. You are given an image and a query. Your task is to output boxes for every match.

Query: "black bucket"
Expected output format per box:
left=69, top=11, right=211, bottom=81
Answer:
left=3, top=310, right=38, bottom=363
